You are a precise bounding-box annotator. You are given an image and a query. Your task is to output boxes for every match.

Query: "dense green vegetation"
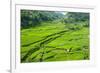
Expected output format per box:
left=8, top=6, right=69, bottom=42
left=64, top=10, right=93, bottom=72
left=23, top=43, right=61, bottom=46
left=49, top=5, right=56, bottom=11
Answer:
left=21, top=10, right=63, bottom=29
left=21, top=10, right=89, bottom=63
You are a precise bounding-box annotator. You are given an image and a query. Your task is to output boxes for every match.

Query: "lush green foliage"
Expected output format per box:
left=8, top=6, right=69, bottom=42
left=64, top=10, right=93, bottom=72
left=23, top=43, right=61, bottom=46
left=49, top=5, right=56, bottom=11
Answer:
left=62, top=12, right=89, bottom=27
left=21, top=10, right=63, bottom=28
left=21, top=10, right=89, bottom=63
left=67, top=12, right=89, bottom=21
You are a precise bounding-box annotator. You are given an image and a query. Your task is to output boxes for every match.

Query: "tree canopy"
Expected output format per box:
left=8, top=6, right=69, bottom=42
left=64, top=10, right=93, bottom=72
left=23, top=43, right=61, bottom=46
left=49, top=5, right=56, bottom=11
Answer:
left=21, top=10, right=63, bottom=29
left=21, top=10, right=89, bottom=29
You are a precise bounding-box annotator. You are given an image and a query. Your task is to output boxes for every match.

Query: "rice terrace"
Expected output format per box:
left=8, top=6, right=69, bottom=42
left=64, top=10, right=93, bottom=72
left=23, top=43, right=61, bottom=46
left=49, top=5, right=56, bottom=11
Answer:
left=21, top=10, right=90, bottom=63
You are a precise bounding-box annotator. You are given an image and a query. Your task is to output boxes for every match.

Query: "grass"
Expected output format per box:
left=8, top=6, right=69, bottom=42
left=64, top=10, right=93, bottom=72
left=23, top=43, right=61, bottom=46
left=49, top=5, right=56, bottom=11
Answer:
left=21, top=21, right=89, bottom=63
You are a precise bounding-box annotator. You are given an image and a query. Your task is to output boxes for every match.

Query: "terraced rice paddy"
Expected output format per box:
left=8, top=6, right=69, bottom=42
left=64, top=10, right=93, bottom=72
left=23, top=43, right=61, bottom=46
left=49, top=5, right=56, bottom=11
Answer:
left=21, top=21, right=89, bottom=63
